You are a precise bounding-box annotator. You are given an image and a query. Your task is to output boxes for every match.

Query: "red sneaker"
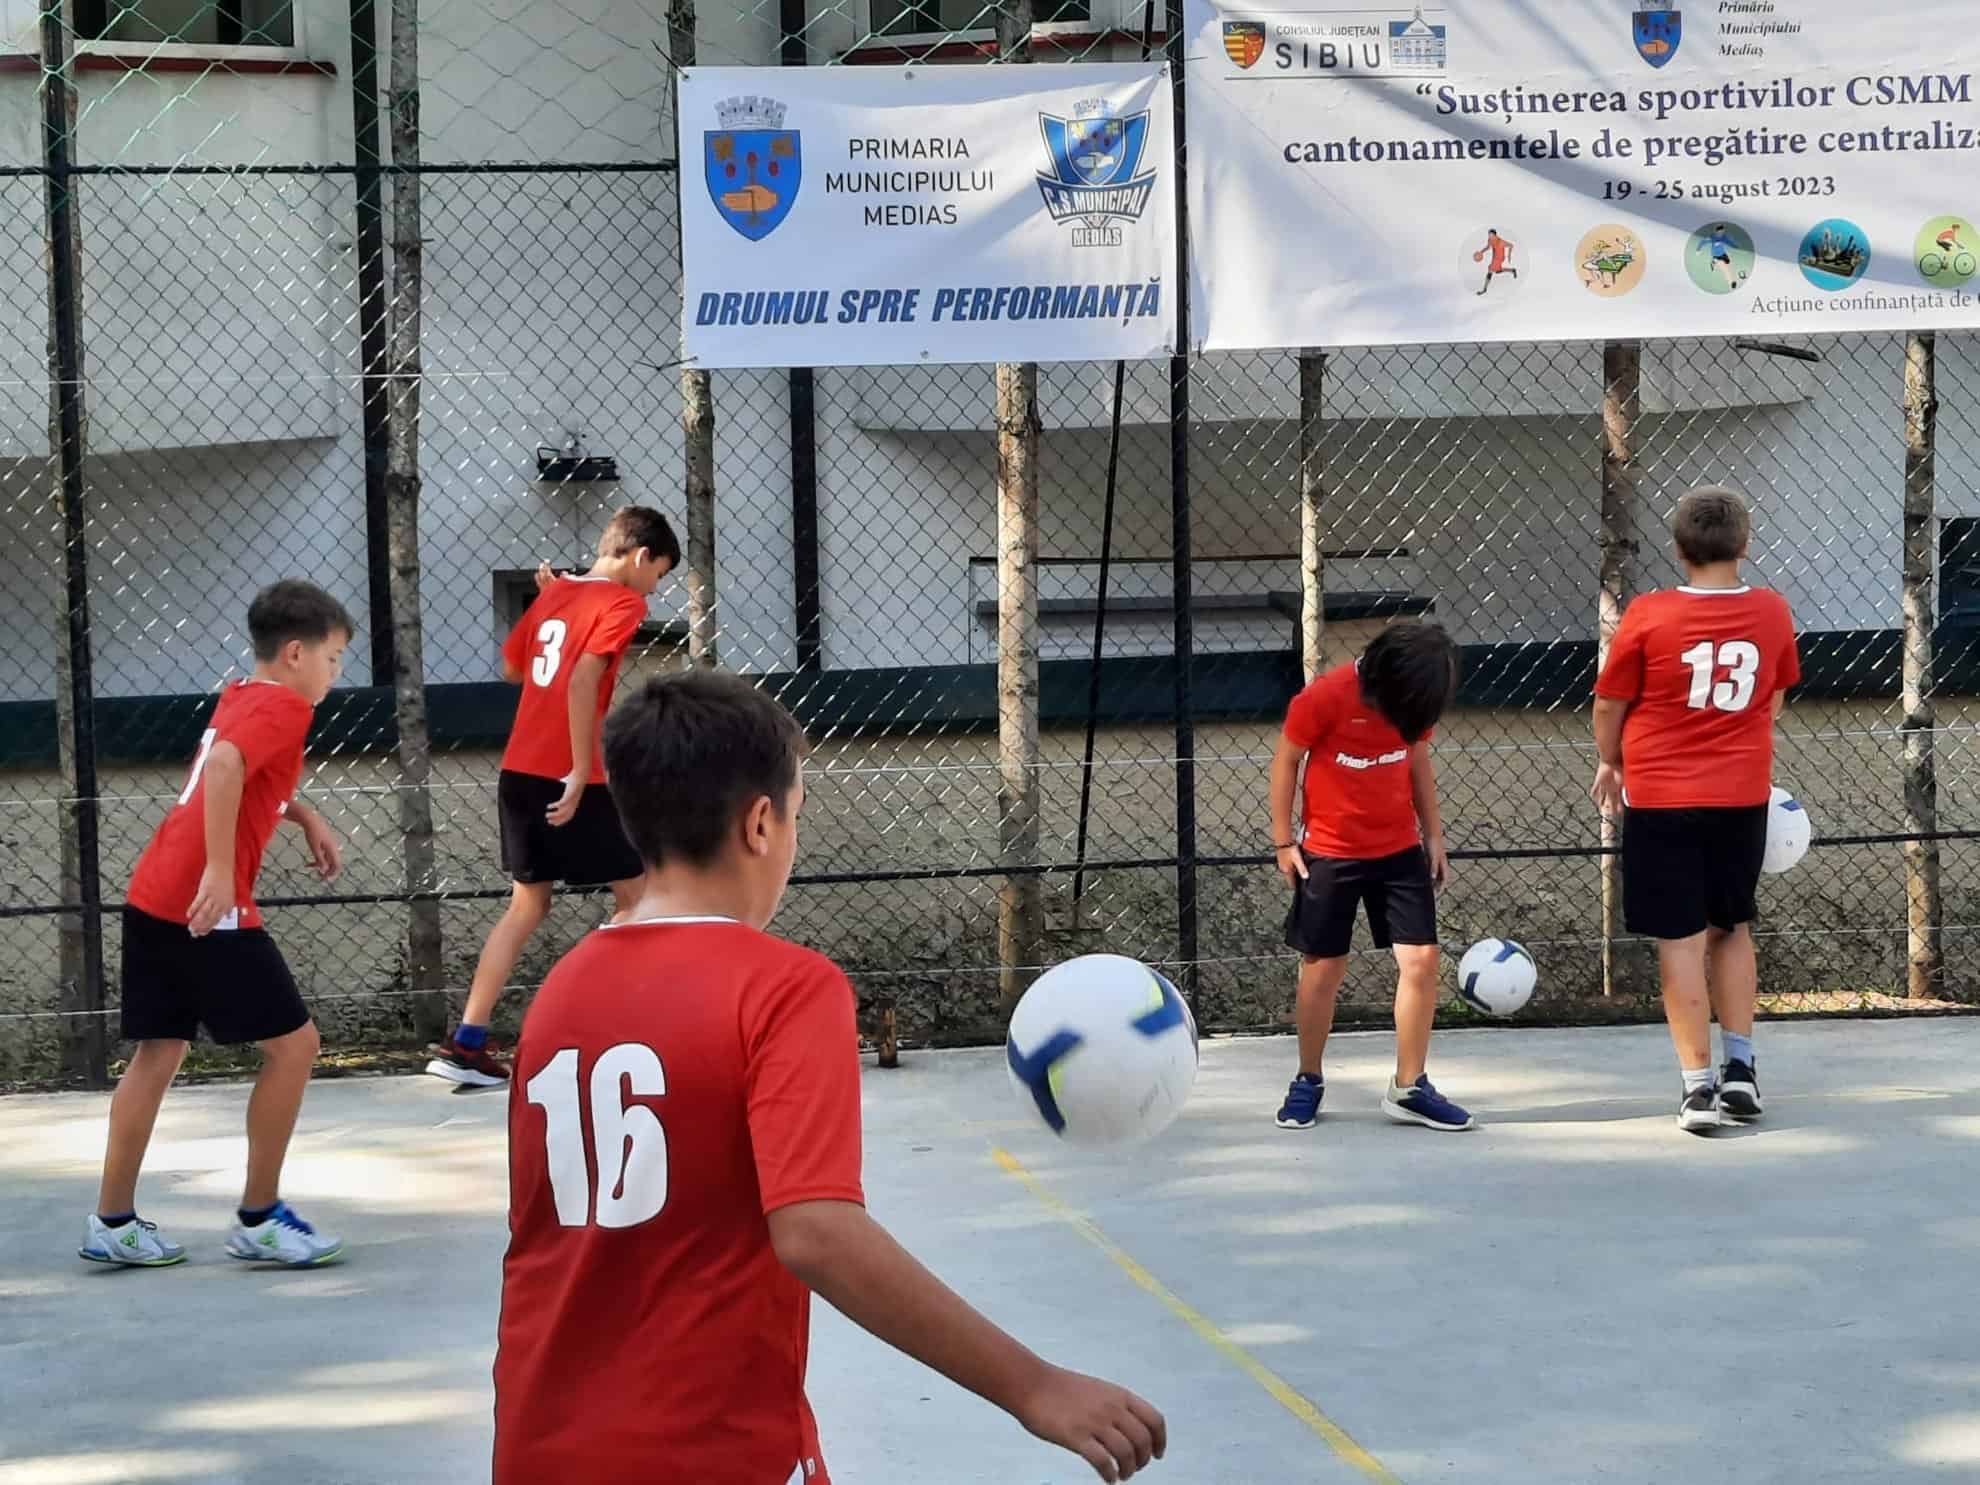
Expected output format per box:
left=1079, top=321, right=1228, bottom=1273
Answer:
left=425, top=1035, right=510, bottom=1088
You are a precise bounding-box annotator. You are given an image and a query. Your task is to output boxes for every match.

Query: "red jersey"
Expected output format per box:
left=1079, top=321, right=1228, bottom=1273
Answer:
left=1283, top=662, right=1426, bottom=860
left=499, top=575, right=648, bottom=783
left=1595, top=585, right=1801, bottom=809
left=126, top=680, right=313, bottom=930
left=494, top=918, right=865, bottom=1485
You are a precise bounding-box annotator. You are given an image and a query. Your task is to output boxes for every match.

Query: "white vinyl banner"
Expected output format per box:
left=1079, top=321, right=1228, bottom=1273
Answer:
left=1186, top=0, right=1980, bottom=349
left=678, top=64, right=1177, bottom=368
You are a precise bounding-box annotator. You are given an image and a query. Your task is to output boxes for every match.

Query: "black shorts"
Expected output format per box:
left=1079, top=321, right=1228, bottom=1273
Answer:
left=1622, top=804, right=1768, bottom=941
left=1284, top=846, right=1437, bottom=960
left=497, top=770, right=642, bottom=887
left=119, top=905, right=311, bottom=1045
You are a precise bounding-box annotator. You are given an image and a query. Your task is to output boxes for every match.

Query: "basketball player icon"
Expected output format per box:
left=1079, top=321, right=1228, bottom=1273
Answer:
left=1474, top=229, right=1517, bottom=295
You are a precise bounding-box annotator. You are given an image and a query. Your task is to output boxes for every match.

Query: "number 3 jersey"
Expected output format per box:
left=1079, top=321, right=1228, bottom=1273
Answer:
left=499, top=574, right=649, bottom=784
left=1595, top=585, right=1801, bottom=809
left=494, top=918, right=866, bottom=1485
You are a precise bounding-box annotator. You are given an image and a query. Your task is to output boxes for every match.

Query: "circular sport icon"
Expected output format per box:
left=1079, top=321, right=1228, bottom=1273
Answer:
left=1799, top=218, right=1871, bottom=291
left=1576, top=224, right=1646, bottom=297
left=1686, top=221, right=1755, bottom=295
left=1916, top=216, right=1979, bottom=288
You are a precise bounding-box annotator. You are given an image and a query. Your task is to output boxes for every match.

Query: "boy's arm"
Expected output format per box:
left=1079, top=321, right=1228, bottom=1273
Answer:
left=187, top=742, right=246, bottom=936
left=1591, top=698, right=1629, bottom=814
left=768, top=1200, right=1165, bottom=1482
left=1268, top=732, right=1309, bottom=884
left=283, top=799, right=343, bottom=882
left=1408, top=742, right=1449, bottom=888
left=546, top=650, right=609, bottom=827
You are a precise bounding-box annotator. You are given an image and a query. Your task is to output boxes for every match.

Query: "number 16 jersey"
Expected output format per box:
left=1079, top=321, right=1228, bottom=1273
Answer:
left=1595, top=585, right=1801, bottom=808
left=500, top=574, right=648, bottom=784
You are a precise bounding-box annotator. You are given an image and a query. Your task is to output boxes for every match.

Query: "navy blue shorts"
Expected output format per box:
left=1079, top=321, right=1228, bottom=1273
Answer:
left=1284, top=846, right=1437, bottom=960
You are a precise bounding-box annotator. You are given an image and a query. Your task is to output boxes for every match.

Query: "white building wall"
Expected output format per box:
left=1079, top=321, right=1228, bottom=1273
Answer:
left=0, top=2, right=1966, bottom=710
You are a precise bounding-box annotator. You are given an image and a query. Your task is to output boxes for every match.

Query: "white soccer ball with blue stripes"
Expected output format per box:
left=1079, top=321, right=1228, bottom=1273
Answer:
left=1006, top=954, right=1199, bottom=1146
left=1457, top=937, right=1536, bottom=1017
left=1763, top=785, right=1811, bottom=874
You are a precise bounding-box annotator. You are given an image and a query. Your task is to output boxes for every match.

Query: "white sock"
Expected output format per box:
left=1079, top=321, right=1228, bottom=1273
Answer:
left=1681, top=1065, right=1716, bottom=1096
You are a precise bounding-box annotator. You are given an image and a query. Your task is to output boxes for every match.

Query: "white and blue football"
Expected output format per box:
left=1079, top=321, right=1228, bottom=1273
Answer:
left=1457, top=938, right=1536, bottom=1017
left=1006, top=954, right=1199, bottom=1146
left=1764, top=785, right=1811, bottom=874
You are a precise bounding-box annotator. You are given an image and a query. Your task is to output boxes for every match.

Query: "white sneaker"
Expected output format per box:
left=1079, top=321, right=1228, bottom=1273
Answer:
left=80, top=1213, right=187, bottom=1267
left=225, top=1203, right=343, bottom=1267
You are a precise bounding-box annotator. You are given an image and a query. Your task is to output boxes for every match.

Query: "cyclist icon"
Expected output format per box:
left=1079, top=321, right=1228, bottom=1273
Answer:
left=1920, top=220, right=1978, bottom=281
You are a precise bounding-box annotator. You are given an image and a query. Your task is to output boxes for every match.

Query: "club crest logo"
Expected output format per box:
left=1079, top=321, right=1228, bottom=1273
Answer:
left=1036, top=99, right=1156, bottom=249
left=1223, top=20, right=1266, bottom=69
left=705, top=95, right=800, bottom=241
left=1633, top=1, right=1680, bottom=68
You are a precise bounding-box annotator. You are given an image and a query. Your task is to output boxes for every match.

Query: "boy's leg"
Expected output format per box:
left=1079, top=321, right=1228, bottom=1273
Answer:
left=1371, top=848, right=1471, bottom=1130
left=1276, top=853, right=1359, bottom=1127
left=1391, top=943, right=1439, bottom=1086
left=1658, top=931, right=1714, bottom=1068
left=1707, top=925, right=1757, bottom=1041
left=1294, top=955, right=1349, bottom=1075
left=95, top=1037, right=190, bottom=1217
left=242, top=1020, right=321, bottom=1211
left=1704, top=802, right=1767, bottom=1116
left=1624, top=808, right=1723, bottom=1131
left=457, top=880, right=555, bottom=1030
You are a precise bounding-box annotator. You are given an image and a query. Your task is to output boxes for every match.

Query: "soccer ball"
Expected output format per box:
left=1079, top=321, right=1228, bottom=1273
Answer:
left=1006, top=954, right=1199, bottom=1146
left=1457, top=938, right=1536, bottom=1017
left=1763, top=785, right=1811, bottom=874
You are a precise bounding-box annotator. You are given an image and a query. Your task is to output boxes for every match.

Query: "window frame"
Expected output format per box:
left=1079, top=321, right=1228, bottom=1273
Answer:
left=66, top=0, right=310, bottom=62
left=864, top=0, right=1106, bottom=45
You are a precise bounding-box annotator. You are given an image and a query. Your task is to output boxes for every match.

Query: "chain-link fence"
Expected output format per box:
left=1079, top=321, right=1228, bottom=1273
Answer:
left=3, top=0, right=1977, bottom=1085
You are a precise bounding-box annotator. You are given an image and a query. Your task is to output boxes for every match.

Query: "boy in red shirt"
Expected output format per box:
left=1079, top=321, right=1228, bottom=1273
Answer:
left=495, top=669, right=1167, bottom=1483
left=1268, top=621, right=1472, bottom=1132
left=426, top=506, right=678, bottom=1086
left=80, top=580, right=351, bottom=1270
left=1594, top=487, right=1800, bottom=1133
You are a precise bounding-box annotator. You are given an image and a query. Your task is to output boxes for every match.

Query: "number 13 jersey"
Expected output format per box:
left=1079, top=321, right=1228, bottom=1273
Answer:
left=500, top=574, right=648, bottom=784
left=1596, top=585, right=1801, bottom=808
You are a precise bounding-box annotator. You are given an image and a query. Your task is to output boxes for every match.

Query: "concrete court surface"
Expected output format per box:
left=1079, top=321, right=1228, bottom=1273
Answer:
left=3, top=1020, right=1979, bottom=1485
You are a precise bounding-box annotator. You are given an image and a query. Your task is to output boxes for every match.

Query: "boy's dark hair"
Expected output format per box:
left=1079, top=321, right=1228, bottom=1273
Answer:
left=1358, top=620, right=1459, bottom=743
left=1672, top=486, right=1750, bottom=565
left=247, top=580, right=354, bottom=661
left=600, top=506, right=681, bottom=570
left=603, top=669, right=807, bottom=868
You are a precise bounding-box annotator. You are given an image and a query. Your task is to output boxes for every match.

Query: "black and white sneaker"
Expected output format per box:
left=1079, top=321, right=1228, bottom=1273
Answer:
left=1719, top=1059, right=1762, bottom=1120
left=1678, top=1084, right=1723, bottom=1135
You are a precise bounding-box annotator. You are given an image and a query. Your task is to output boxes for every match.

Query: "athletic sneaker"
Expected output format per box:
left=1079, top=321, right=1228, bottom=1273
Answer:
left=1719, top=1058, right=1762, bottom=1120
left=1274, top=1073, right=1324, bottom=1130
left=225, top=1203, right=343, bottom=1268
left=1678, top=1084, right=1724, bottom=1135
left=1381, top=1075, right=1474, bottom=1131
left=425, top=1035, right=509, bottom=1087
left=79, top=1213, right=186, bottom=1268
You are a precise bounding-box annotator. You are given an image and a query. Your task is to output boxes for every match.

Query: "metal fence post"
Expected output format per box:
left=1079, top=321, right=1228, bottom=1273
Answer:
left=349, top=0, right=396, bottom=686
left=41, top=0, right=106, bottom=1086
left=1165, top=10, right=1198, bottom=1010
left=1298, top=349, right=1327, bottom=680
left=780, top=0, right=821, bottom=675
left=1597, top=340, right=1640, bottom=999
left=1902, top=331, right=1942, bottom=999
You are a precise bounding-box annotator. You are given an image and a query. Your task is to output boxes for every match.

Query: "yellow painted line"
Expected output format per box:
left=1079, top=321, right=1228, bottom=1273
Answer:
left=991, top=1147, right=1404, bottom=1485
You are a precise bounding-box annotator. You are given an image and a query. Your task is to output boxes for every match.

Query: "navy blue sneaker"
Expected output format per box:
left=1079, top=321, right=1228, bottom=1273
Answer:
left=1382, top=1074, right=1474, bottom=1131
left=1275, top=1072, right=1323, bottom=1129
left=1719, top=1059, right=1762, bottom=1120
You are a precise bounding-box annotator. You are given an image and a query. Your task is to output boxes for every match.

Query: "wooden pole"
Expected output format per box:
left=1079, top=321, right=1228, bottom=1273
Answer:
left=386, top=0, right=445, bottom=1040
left=1598, top=342, right=1640, bottom=998
left=1297, top=349, right=1327, bottom=679
left=672, top=0, right=718, bottom=667
left=1902, top=332, right=1942, bottom=999
left=994, top=0, right=1041, bottom=1011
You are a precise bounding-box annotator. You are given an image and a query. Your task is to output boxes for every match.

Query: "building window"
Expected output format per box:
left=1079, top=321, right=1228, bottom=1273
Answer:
left=1941, top=518, right=1980, bottom=630
left=871, top=0, right=1091, bottom=38
left=74, top=0, right=297, bottom=48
